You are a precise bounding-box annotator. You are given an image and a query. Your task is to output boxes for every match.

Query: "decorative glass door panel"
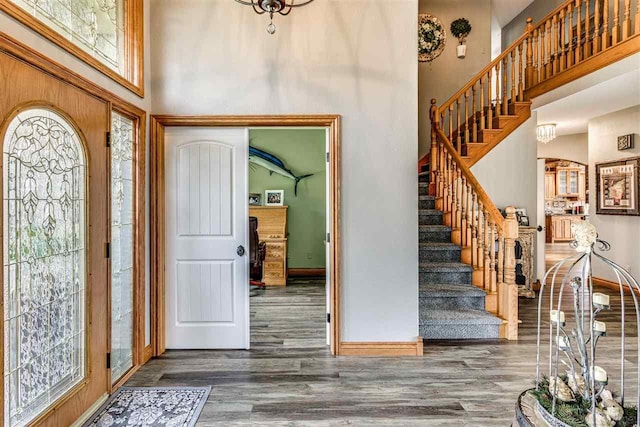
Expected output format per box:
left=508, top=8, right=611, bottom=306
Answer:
left=110, top=112, right=134, bottom=384
left=3, top=108, right=86, bottom=427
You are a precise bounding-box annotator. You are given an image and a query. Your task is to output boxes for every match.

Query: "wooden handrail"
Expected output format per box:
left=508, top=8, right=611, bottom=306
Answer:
left=434, top=126, right=505, bottom=231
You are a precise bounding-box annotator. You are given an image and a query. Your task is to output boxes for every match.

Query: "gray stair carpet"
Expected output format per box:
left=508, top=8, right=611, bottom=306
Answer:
left=418, top=175, right=501, bottom=340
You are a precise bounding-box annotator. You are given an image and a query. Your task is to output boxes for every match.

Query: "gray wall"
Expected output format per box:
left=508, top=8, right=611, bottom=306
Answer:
left=0, top=5, right=154, bottom=346
left=501, top=0, right=565, bottom=49
left=418, top=0, right=493, bottom=158
left=538, top=133, right=588, bottom=164
left=588, top=106, right=640, bottom=281
left=150, top=0, right=419, bottom=342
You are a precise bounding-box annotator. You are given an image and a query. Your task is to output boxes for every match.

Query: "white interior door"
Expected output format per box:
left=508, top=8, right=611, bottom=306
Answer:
left=165, top=127, right=249, bottom=349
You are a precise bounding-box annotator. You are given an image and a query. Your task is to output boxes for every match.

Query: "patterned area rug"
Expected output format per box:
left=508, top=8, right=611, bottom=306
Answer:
left=84, top=386, right=211, bottom=427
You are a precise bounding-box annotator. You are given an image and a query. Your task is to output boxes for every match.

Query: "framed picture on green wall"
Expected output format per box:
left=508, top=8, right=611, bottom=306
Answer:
left=265, top=190, right=284, bottom=206
left=249, top=193, right=262, bottom=206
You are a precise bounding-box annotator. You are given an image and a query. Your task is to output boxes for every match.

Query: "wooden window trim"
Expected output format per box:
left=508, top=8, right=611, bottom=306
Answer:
left=0, top=0, right=144, bottom=97
left=150, top=115, right=342, bottom=355
left=0, top=31, right=148, bottom=412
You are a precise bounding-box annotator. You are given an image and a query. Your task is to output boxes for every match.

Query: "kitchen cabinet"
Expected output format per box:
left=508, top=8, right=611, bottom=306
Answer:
left=545, top=172, right=556, bottom=200
left=545, top=215, right=585, bottom=243
left=556, top=168, right=582, bottom=197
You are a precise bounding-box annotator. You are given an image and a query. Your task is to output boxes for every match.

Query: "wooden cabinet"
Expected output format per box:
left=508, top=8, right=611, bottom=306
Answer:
left=556, top=168, right=581, bottom=197
left=545, top=172, right=556, bottom=200
left=546, top=215, right=584, bottom=243
left=249, top=206, right=288, bottom=286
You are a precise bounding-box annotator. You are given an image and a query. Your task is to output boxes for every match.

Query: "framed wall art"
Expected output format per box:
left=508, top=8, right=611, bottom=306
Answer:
left=596, top=157, right=640, bottom=216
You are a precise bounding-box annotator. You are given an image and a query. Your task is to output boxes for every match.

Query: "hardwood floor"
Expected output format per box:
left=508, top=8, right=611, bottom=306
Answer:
left=128, top=264, right=638, bottom=426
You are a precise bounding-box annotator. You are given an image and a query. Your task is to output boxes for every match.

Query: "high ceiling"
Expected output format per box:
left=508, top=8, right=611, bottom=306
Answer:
left=491, top=0, right=534, bottom=27
left=534, top=54, right=640, bottom=136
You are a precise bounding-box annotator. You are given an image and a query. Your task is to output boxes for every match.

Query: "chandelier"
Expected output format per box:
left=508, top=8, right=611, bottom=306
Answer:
left=235, top=0, right=315, bottom=34
left=537, top=123, right=557, bottom=144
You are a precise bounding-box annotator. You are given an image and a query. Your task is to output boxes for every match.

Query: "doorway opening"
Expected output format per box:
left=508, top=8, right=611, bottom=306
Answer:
left=150, top=115, right=341, bottom=356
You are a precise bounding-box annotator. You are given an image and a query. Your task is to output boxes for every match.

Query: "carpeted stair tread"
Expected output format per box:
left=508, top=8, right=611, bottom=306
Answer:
left=420, top=309, right=502, bottom=325
left=419, top=242, right=459, bottom=249
left=419, top=262, right=473, bottom=273
left=419, top=283, right=486, bottom=297
left=419, top=195, right=435, bottom=201
left=419, top=225, right=451, bottom=232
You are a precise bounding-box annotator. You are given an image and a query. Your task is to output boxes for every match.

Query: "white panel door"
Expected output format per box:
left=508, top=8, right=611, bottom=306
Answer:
left=165, top=127, right=249, bottom=349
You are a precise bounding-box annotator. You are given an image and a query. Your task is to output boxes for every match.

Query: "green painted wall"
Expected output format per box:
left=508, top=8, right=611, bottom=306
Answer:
left=249, top=129, right=326, bottom=269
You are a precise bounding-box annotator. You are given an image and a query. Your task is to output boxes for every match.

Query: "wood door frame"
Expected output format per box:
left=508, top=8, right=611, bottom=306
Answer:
left=0, top=32, right=148, bottom=419
left=150, top=115, right=342, bottom=355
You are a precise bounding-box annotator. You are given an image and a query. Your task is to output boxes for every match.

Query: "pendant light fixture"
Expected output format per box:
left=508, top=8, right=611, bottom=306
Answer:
left=235, top=0, right=315, bottom=34
left=536, top=123, right=557, bottom=144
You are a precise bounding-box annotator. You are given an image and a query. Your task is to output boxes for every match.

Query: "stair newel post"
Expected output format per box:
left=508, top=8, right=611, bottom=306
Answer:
left=623, top=0, right=632, bottom=39
left=568, top=2, right=575, bottom=67
left=559, top=9, right=567, bottom=71
left=500, top=206, right=519, bottom=340
left=483, top=209, right=491, bottom=291
left=594, top=0, right=601, bottom=53
left=577, top=0, right=583, bottom=60
left=517, top=42, right=524, bottom=101
left=602, top=0, right=610, bottom=48
left=486, top=69, right=494, bottom=128
left=501, top=57, right=508, bottom=116
left=456, top=99, right=462, bottom=152
left=510, top=49, right=517, bottom=105
left=430, top=99, right=439, bottom=194
left=472, top=85, right=478, bottom=141
left=613, top=0, right=620, bottom=45
left=525, top=18, right=534, bottom=89
left=464, top=90, right=470, bottom=145
left=438, top=140, right=446, bottom=201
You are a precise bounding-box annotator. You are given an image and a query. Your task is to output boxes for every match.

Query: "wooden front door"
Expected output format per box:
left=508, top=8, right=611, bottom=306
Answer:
left=1, top=51, right=109, bottom=426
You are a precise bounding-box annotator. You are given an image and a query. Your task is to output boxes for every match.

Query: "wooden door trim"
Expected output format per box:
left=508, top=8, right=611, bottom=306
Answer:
left=0, top=30, right=147, bottom=403
left=150, top=115, right=342, bottom=355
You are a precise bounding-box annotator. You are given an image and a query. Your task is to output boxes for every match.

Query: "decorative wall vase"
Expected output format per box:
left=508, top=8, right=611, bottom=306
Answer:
left=418, top=14, right=446, bottom=63
left=450, top=18, right=471, bottom=59
left=456, top=44, right=467, bottom=58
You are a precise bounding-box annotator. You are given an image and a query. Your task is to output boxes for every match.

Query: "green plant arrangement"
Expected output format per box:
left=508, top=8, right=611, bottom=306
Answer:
left=418, top=14, right=446, bottom=63
left=450, top=17, right=472, bottom=43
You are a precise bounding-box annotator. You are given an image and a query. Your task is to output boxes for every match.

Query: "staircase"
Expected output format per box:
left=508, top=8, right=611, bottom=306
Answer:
left=417, top=0, right=640, bottom=341
left=419, top=176, right=502, bottom=339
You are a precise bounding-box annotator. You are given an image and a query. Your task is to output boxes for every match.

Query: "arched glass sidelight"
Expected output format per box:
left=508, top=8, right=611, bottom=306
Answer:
left=2, top=108, right=86, bottom=427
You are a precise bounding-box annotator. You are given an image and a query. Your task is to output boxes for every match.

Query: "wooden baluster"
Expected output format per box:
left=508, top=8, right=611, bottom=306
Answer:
left=594, top=0, right=601, bottom=53
left=464, top=90, right=470, bottom=145
left=471, top=192, right=478, bottom=268
left=477, top=203, right=484, bottom=272
left=483, top=210, right=491, bottom=290
left=456, top=99, right=462, bottom=152
left=479, top=76, right=486, bottom=131
left=518, top=43, right=524, bottom=101
left=568, top=3, right=575, bottom=67
left=525, top=18, right=534, bottom=89
left=576, top=0, right=583, bottom=62
left=490, top=222, right=497, bottom=294
left=466, top=184, right=473, bottom=250
left=501, top=206, right=519, bottom=340
left=461, top=178, right=468, bottom=248
left=533, top=28, right=540, bottom=84
left=439, top=141, right=446, bottom=200
left=448, top=104, right=454, bottom=141
left=487, top=69, right=494, bottom=128
left=559, top=9, right=567, bottom=71
left=623, top=0, right=632, bottom=39
left=502, top=57, right=508, bottom=116
left=454, top=170, right=462, bottom=231
left=551, top=14, right=558, bottom=75
left=584, top=0, right=591, bottom=59
left=602, top=0, right=610, bottom=49
left=472, top=85, right=478, bottom=141
left=636, top=0, right=640, bottom=35
left=546, top=19, right=552, bottom=78
left=445, top=154, right=452, bottom=210
left=613, top=0, right=620, bottom=44
left=494, top=62, right=501, bottom=119
left=539, top=23, right=546, bottom=80
left=510, top=50, right=516, bottom=103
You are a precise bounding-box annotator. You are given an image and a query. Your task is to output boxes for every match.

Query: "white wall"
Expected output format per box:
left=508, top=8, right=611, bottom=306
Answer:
left=471, top=115, right=538, bottom=217
left=150, top=0, right=419, bottom=342
left=0, top=7, right=153, bottom=345
left=538, top=133, right=588, bottom=164
left=588, top=106, right=640, bottom=281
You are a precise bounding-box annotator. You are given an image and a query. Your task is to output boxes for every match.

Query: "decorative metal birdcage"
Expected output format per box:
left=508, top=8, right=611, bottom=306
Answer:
left=516, top=220, right=640, bottom=427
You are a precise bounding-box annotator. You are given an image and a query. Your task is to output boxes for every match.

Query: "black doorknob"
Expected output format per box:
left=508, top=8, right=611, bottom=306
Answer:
left=537, top=226, right=543, bottom=232
left=237, top=245, right=246, bottom=256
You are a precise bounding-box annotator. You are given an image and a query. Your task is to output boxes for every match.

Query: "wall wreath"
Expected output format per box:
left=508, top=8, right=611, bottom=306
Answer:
left=418, top=14, right=446, bottom=63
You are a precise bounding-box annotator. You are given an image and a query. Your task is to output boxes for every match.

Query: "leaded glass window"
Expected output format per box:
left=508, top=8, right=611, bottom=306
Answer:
left=3, top=108, right=86, bottom=427
left=10, top=0, right=125, bottom=74
left=110, top=112, right=134, bottom=383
